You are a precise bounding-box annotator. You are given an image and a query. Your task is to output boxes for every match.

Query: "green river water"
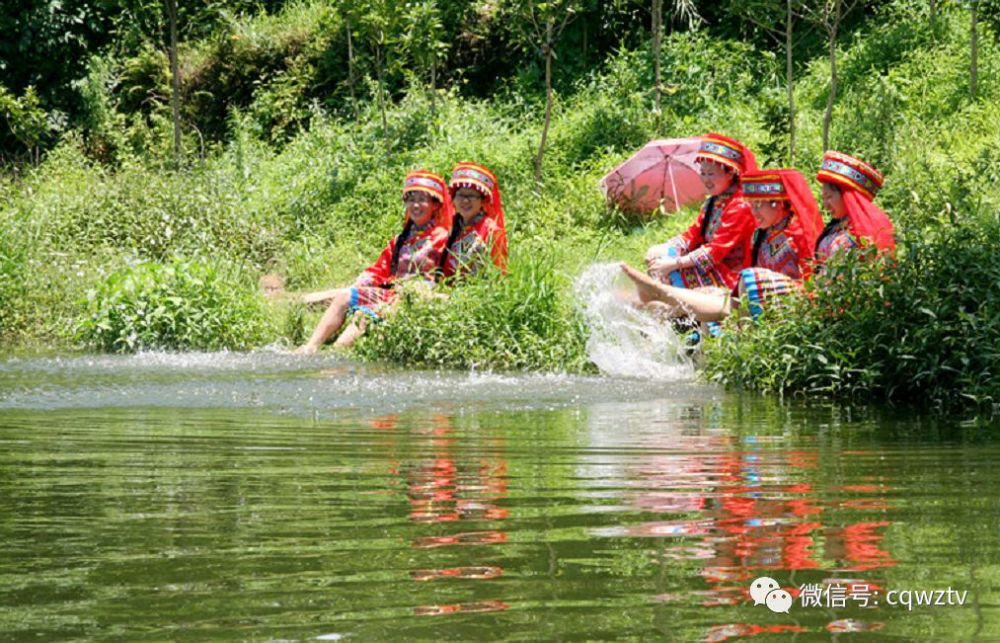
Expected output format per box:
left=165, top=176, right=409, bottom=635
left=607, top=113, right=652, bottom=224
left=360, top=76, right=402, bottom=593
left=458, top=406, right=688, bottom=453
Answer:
left=1, top=352, right=997, bottom=641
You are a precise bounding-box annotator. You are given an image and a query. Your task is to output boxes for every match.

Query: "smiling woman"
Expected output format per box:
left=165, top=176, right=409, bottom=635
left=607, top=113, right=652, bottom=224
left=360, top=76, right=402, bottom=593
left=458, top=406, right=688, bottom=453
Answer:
left=619, top=168, right=823, bottom=324
left=440, top=161, right=509, bottom=279
left=295, top=171, right=454, bottom=354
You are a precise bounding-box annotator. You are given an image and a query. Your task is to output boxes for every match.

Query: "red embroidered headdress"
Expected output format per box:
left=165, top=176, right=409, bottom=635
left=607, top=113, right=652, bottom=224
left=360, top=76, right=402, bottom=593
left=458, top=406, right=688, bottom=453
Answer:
left=741, top=168, right=824, bottom=262
left=695, top=133, right=759, bottom=176
left=403, top=170, right=454, bottom=231
left=816, top=151, right=895, bottom=252
left=449, top=162, right=508, bottom=269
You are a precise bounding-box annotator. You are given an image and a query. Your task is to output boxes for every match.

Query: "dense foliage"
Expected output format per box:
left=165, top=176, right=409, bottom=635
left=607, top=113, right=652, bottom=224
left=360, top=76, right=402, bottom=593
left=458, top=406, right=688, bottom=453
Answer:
left=705, top=218, right=1000, bottom=408
left=77, top=257, right=275, bottom=352
left=354, top=253, right=591, bottom=372
left=1, top=0, right=999, bottom=410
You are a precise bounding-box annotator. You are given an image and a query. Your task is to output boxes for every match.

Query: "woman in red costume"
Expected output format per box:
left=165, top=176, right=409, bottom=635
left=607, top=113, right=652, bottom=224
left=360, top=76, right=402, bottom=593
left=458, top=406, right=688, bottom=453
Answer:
left=295, top=171, right=453, bottom=353
left=644, top=133, right=758, bottom=291
left=735, top=168, right=824, bottom=318
left=621, top=168, right=823, bottom=323
left=814, top=151, right=895, bottom=264
left=441, top=162, right=508, bottom=278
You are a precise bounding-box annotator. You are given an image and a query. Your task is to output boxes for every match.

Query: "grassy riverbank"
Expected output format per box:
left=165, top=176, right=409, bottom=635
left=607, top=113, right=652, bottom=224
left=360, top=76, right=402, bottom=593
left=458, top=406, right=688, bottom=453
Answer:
left=2, top=2, right=998, bottom=407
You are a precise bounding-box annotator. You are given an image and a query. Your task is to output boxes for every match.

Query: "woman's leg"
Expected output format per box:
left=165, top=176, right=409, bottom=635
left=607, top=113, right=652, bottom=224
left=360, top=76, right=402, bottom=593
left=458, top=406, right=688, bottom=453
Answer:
left=333, top=313, right=369, bottom=348
left=296, top=289, right=352, bottom=354
left=621, top=262, right=731, bottom=322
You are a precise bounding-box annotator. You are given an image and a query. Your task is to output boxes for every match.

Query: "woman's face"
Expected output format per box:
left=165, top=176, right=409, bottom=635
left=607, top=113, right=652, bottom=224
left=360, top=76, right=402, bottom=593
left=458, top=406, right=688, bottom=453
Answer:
left=404, top=192, right=441, bottom=226
left=751, top=199, right=789, bottom=229
left=821, top=183, right=847, bottom=218
left=453, top=187, right=485, bottom=220
left=699, top=161, right=735, bottom=197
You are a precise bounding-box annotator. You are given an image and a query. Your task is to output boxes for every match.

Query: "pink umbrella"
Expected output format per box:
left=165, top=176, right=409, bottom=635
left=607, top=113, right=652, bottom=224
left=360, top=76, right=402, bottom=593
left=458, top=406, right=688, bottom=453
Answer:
left=599, top=138, right=706, bottom=214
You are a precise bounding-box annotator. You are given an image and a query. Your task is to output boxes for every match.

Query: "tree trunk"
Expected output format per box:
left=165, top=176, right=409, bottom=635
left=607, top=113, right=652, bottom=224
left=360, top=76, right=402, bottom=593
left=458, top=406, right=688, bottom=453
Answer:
left=786, top=0, right=795, bottom=164
left=346, top=18, right=357, bottom=118
left=376, top=43, right=389, bottom=159
left=430, top=62, right=437, bottom=116
left=166, top=0, right=181, bottom=167
left=652, top=0, right=663, bottom=136
left=534, top=20, right=554, bottom=186
left=822, top=1, right=841, bottom=151
left=971, top=0, right=979, bottom=98
left=929, top=0, right=936, bottom=28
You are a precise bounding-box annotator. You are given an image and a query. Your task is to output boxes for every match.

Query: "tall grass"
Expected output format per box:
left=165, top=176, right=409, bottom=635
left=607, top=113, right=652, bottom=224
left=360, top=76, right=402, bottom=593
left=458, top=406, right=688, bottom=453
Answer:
left=354, top=248, right=591, bottom=372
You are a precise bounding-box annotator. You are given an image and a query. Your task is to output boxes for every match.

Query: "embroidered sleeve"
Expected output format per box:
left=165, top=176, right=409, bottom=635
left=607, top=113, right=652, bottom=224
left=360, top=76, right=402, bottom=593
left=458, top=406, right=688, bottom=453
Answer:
left=354, top=241, right=394, bottom=287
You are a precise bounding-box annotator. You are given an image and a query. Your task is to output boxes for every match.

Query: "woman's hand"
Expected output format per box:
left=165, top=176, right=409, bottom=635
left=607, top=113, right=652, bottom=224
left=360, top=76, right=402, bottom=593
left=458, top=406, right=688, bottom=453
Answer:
left=645, top=243, right=669, bottom=265
left=648, top=257, right=679, bottom=279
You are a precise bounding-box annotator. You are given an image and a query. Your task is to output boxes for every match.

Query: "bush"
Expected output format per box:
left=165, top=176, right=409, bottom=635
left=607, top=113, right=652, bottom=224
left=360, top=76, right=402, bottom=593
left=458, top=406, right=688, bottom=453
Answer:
left=76, top=257, right=275, bottom=352
left=704, top=215, right=1000, bottom=409
left=354, top=249, right=590, bottom=372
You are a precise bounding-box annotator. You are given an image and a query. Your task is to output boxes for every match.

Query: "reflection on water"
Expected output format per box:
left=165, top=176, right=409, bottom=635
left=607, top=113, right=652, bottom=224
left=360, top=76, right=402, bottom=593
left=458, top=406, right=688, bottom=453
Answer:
left=379, top=413, right=511, bottom=617
left=1, top=354, right=999, bottom=640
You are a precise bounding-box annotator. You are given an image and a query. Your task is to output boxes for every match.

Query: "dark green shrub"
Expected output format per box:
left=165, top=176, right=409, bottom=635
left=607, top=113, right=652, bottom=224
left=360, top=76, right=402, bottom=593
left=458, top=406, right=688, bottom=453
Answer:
left=704, top=215, right=1000, bottom=408
left=76, top=258, right=275, bottom=352
left=355, top=249, right=590, bottom=372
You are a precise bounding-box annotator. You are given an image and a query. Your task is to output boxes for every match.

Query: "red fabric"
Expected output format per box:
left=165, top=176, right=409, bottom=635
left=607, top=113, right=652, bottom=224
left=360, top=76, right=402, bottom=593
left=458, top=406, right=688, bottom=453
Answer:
left=780, top=169, right=823, bottom=278
left=840, top=188, right=896, bottom=252
left=484, top=178, right=508, bottom=270
left=359, top=243, right=395, bottom=286
left=678, top=192, right=756, bottom=289
left=356, top=225, right=450, bottom=287
left=449, top=162, right=508, bottom=271
left=358, top=171, right=453, bottom=287
left=736, top=142, right=759, bottom=176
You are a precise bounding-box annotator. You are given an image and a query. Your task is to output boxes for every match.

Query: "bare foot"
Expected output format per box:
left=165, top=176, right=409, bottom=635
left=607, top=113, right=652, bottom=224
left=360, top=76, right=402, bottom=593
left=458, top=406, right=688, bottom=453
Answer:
left=293, top=344, right=318, bottom=355
left=620, top=262, right=673, bottom=304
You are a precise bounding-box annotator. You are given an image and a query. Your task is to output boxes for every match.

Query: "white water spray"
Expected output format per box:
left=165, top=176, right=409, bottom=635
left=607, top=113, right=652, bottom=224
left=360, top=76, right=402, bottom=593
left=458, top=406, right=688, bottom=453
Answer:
left=576, top=263, right=695, bottom=381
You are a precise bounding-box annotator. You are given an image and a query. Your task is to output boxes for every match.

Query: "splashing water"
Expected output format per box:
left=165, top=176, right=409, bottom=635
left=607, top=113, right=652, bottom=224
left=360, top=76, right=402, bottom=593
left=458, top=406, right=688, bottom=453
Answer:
left=576, top=263, right=695, bottom=381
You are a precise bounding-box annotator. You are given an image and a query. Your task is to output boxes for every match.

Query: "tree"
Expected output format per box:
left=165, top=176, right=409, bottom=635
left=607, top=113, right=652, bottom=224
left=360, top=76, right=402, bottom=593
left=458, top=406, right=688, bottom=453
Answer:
left=400, top=0, right=449, bottom=108
left=351, top=0, right=402, bottom=160
left=345, top=11, right=358, bottom=118
left=165, top=0, right=181, bottom=166
left=801, top=0, right=861, bottom=150
left=0, top=85, right=50, bottom=164
left=652, top=0, right=700, bottom=136
left=969, top=0, right=979, bottom=98
left=503, top=0, right=583, bottom=186
left=725, top=0, right=804, bottom=163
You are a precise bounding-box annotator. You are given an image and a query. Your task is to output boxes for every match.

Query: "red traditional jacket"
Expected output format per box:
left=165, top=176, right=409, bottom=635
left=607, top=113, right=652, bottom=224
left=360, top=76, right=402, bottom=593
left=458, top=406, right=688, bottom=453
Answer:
left=675, top=188, right=756, bottom=290
left=441, top=212, right=505, bottom=279
left=353, top=221, right=450, bottom=288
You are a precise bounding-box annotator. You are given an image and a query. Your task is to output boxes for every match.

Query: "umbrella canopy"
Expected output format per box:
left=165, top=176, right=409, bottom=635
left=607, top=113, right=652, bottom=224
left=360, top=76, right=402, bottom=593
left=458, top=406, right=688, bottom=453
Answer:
left=599, top=138, right=706, bottom=214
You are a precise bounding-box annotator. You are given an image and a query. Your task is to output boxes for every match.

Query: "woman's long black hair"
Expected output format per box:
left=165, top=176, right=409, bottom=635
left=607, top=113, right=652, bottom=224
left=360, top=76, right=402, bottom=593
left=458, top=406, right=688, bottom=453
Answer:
left=437, top=215, right=464, bottom=275
left=389, top=218, right=414, bottom=279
